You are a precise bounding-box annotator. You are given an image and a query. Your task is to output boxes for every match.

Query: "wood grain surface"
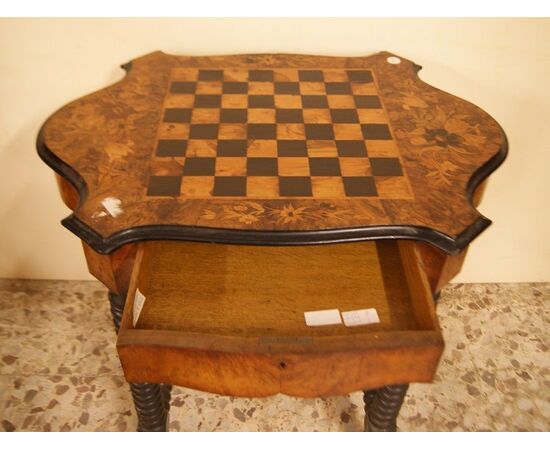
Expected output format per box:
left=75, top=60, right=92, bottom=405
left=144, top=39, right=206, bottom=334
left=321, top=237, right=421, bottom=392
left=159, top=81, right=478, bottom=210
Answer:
left=116, top=240, right=444, bottom=397
left=38, top=51, right=507, bottom=254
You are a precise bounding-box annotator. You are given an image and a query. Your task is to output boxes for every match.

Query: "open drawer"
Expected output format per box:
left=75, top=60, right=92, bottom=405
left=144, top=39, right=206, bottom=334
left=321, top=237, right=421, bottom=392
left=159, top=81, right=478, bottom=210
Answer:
left=117, top=240, right=444, bottom=398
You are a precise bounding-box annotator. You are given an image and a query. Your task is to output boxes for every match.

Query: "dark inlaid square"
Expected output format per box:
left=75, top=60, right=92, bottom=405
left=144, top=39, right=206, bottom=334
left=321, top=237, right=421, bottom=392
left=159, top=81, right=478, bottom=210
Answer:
left=156, top=140, right=187, bottom=157
left=195, top=95, right=222, bottom=108
left=370, top=157, right=403, bottom=176
left=217, top=140, right=248, bottom=156
left=279, top=176, right=313, bottom=197
left=182, top=157, right=216, bottom=176
left=343, top=177, right=378, bottom=196
left=164, top=108, right=192, bottom=123
left=305, top=124, right=334, bottom=140
left=330, top=109, right=359, bottom=123
left=248, top=124, right=277, bottom=140
left=249, top=70, right=274, bottom=82
left=276, top=109, right=304, bottom=123
left=277, top=140, right=308, bottom=157
left=361, top=124, right=392, bottom=140
left=355, top=95, right=382, bottom=109
left=309, top=157, right=341, bottom=176
left=347, top=70, right=374, bottom=83
left=247, top=157, right=278, bottom=176
left=189, top=124, right=219, bottom=139
left=336, top=140, right=367, bottom=157
left=274, top=82, right=300, bottom=95
left=325, top=82, right=352, bottom=95
left=170, top=82, right=196, bottom=94
left=213, top=176, right=247, bottom=196
left=198, top=70, right=224, bottom=81
left=222, top=82, right=248, bottom=94
left=220, top=109, right=247, bottom=123
left=302, top=95, right=329, bottom=108
left=299, top=70, right=324, bottom=82
left=248, top=95, right=275, bottom=108
left=147, top=176, right=182, bottom=196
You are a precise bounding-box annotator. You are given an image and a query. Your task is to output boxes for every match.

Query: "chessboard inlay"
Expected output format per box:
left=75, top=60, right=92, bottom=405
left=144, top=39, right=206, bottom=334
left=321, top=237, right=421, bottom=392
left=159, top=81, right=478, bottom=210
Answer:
left=147, top=68, right=413, bottom=199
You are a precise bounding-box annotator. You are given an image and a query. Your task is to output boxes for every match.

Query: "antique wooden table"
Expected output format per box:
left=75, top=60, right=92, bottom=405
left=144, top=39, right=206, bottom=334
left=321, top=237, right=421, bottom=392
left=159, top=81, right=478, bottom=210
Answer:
left=38, top=51, right=506, bottom=432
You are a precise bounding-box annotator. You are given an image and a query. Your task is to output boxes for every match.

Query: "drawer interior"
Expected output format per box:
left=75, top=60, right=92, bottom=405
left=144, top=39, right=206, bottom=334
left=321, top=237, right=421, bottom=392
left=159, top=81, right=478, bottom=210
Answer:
left=125, top=240, right=437, bottom=337
left=117, top=239, right=443, bottom=397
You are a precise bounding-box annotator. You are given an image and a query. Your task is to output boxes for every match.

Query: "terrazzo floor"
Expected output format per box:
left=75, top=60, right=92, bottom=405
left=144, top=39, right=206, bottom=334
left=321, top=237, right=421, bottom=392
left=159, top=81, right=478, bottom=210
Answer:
left=0, top=279, right=548, bottom=432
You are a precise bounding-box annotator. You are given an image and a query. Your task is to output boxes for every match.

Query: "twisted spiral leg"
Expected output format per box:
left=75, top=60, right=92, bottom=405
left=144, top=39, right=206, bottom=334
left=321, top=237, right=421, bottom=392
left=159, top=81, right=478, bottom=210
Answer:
left=363, top=389, right=378, bottom=411
left=364, top=384, right=409, bottom=432
left=108, top=291, right=171, bottom=432
left=161, top=384, right=173, bottom=412
left=129, top=383, right=169, bottom=432
left=108, top=291, right=125, bottom=331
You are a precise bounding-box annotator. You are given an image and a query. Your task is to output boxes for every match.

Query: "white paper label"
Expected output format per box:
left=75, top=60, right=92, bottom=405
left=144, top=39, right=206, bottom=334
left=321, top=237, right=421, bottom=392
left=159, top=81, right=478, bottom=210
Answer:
left=101, top=197, right=123, bottom=217
left=304, top=309, right=342, bottom=327
left=132, top=288, right=146, bottom=327
left=342, top=308, right=380, bottom=327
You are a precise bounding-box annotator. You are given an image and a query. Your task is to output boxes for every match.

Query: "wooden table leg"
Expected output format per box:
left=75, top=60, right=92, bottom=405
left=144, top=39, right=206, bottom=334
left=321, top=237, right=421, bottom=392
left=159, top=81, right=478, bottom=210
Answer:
left=129, top=383, right=170, bottom=432
left=363, top=384, right=409, bottom=432
left=108, top=291, right=171, bottom=432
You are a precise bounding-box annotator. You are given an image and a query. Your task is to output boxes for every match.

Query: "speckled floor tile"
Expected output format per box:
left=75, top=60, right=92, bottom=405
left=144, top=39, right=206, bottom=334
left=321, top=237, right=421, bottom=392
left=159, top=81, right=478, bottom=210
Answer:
left=0, top=280, right=548, bottom=431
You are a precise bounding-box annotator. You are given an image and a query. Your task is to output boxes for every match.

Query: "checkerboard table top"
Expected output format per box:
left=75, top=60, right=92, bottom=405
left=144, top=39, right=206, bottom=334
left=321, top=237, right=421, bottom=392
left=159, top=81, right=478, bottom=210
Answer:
left=38, top=51, right=507, bottom=254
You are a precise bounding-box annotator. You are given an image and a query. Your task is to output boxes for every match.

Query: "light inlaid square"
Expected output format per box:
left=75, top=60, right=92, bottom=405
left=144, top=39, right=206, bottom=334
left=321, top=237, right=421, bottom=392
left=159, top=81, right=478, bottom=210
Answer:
left=248, top=109, right=276, bottom=123
left=215, top=157, right=247, bottom=176
left=165, top=94, right=195, bottom=108
left=157, top=123, right=190, bottom=139
left=333, top=124, right=363, bottom=140
left=275, top=95, right=302, bottom=109
left=149, top=157, right=185, bottom=176
left=351, top=82, right=378, bottom=95
left=299, top=82, right=326, bottom=95
left=323, top=70, right=349, bottom=82
left=196, top=82, right=223, bottom=94
left=248, top=82, right=275, bottom=95
left=311, top=176, right=346, bottom=197
left=248, top=140, right=278, bottom=157
left=339, top=157, right=372, bottom=176
left=303, top=109, right=332, bottom=124
left=191, top=109, right=220, bottom=124
left=171, top=68, right=199, bottom=81
left=223, top=69, right=249, bottom=81
left=278, top=157, right=310, bottom=176
left=186, top=140, right=217, bottom=157
left=219, top=124, right=247, bottom=139
left=180, top=175, right=214, bottom=197
left=221, top=94, right=249, bottom=108
left=306, top=140, right=339, bottom=157
left=273, top=69, right=299, bottom=81
left=277, top=124, right=306, bottom=140
left=327, top=95, right=356, bottom=109
left=247, top=176, right=280, bottom=198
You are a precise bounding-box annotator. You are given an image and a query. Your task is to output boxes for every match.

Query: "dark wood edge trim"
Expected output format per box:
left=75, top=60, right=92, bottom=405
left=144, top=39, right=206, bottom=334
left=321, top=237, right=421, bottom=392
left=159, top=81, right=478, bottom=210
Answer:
left=36, top=54, right=508, bottom=256
left=59, top=215, right=489, bottom=256
left=37, top=125, right=89, bottom=207
left=465, top=123, right=509, bottom=208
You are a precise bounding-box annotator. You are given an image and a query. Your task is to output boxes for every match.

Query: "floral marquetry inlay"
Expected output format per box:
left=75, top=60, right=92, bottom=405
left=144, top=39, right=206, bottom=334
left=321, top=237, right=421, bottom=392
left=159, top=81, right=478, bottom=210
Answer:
left=38, top=51, right=506, bottom=254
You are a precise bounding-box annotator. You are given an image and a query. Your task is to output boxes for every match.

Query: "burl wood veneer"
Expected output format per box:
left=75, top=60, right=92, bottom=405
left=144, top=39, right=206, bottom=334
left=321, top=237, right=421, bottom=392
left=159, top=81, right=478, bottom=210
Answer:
left=38, top=51, right=507, bottom=255
left=117, top=240, right=443, bottom=397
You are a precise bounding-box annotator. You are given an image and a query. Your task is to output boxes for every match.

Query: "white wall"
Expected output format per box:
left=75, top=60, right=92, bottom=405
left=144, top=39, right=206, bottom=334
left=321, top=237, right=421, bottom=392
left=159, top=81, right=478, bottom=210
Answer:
left=0, top=18, right=549, bottom=282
